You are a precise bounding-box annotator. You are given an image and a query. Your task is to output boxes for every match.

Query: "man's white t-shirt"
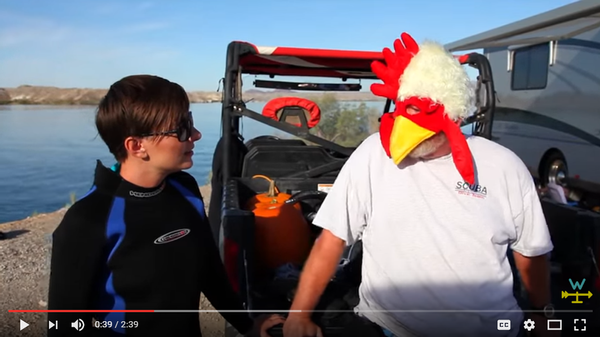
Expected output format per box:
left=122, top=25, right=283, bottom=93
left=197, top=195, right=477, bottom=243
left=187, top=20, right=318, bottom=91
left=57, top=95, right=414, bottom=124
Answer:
left=312, top=133, right=554, bottom=337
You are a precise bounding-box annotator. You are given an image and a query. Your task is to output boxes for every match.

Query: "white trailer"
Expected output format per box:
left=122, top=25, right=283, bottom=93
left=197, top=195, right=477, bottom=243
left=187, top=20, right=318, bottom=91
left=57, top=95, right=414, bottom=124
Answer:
left=447, top=1, right=600, bottom=194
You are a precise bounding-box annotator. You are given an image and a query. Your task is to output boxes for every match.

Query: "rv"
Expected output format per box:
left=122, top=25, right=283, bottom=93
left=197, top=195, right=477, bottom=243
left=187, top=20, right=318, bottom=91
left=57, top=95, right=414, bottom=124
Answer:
left=447, top=1, right=600, bottom=195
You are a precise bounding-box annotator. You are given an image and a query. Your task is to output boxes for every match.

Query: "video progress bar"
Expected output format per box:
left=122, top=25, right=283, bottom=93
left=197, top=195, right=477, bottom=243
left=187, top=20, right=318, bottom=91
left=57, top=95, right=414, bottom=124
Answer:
left=8, top=309, right=595, bottom=313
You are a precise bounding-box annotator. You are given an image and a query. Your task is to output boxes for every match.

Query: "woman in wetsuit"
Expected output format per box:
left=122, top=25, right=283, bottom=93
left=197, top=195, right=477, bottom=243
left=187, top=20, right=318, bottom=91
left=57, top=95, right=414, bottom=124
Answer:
left=47, top=75, right=283, bottom=337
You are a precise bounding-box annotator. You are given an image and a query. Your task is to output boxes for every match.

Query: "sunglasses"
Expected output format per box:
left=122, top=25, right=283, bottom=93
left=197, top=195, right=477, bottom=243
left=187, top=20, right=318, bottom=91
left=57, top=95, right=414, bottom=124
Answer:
left=140, top=111, right=194, bottom=142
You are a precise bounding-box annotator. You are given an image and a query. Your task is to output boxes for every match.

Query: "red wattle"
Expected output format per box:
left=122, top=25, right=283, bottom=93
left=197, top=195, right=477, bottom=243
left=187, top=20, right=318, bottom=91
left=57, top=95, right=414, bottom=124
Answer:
left=443, top=120, right=475, bottom=185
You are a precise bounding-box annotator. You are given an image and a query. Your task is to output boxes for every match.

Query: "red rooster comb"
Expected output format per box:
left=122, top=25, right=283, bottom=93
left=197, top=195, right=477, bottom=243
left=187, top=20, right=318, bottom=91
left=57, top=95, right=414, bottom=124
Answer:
left=370, top=33, right=419, bottom=100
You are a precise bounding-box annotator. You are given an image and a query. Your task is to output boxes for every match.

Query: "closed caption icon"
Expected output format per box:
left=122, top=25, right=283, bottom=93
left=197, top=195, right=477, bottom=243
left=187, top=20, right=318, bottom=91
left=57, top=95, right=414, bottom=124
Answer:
left=497, top=319, right=511, bottom=331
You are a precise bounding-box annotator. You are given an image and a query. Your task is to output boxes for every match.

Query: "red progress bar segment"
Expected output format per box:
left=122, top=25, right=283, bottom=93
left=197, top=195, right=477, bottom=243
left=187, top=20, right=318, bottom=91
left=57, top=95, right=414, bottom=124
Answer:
left=9, top=310, right=155, bottom=313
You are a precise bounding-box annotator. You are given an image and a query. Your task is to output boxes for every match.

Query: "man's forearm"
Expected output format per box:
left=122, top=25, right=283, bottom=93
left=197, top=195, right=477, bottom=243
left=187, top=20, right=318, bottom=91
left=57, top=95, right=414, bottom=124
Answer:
left=289, top=230, right=346, bottom=318
left=513, top=251, right=551, bottom=308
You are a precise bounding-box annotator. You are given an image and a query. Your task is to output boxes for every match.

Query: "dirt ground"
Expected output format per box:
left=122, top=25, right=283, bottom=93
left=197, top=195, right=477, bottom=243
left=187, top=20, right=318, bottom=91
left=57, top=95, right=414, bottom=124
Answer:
left=0, top=185, right=225, bottom=337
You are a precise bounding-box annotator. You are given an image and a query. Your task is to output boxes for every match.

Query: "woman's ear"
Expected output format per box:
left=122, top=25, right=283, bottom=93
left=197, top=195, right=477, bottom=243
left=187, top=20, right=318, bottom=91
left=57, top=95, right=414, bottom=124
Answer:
left=123, top=137, right=148, bottom=159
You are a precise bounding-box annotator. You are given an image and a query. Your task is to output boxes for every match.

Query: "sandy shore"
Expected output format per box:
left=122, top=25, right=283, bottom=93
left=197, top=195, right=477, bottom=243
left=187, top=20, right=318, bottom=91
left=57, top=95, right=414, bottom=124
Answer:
left=0, top=185, right=225, bottom=337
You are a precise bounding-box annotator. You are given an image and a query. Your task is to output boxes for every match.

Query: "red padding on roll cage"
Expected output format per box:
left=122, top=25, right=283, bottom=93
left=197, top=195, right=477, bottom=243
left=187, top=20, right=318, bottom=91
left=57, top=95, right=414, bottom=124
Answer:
left=262, top=97, right=321, bottom=128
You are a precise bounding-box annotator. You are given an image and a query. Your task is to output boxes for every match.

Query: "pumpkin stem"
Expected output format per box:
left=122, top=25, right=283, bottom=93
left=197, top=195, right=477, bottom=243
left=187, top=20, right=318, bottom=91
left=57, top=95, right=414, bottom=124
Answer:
left=267, top=180, right=277, bottom=197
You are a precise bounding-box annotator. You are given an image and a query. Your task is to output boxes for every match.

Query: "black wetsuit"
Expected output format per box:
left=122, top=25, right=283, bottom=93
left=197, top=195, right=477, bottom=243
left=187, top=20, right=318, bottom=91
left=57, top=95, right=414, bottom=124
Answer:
left=48, top=161, right=253, bottom=337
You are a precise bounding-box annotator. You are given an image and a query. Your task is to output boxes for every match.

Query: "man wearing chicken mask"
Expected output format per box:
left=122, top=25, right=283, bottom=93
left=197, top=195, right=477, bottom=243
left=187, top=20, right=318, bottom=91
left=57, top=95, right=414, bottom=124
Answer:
left=283, top=33, right=555, bottom=337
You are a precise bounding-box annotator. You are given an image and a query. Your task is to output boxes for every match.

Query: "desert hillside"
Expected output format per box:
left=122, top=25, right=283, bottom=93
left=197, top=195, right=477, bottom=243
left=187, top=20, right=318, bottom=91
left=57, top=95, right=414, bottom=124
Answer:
left=0, top=85, right=383, bottom=105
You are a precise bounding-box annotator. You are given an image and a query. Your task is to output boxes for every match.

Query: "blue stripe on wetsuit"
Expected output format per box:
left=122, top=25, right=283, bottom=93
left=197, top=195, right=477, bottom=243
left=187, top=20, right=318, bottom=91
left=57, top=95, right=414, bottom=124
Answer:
left=103, top=197, right=127, bottom=334
left=169, top=179, right=206, bottom=220
left=382, top=328, right=396, bottom=337
left=93, top=168, right=203, bottom=335
left=77, top=185, right=97, bottom=202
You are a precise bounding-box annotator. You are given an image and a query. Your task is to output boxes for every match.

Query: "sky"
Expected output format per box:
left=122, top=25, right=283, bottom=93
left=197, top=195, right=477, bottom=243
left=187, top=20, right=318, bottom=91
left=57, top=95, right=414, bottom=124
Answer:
left=0, top=0, right=580, bottom=91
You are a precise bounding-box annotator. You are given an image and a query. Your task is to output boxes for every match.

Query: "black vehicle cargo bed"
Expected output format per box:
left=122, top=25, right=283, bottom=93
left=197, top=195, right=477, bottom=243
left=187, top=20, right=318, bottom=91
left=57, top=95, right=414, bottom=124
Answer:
left=220, top=177, right=364, bottom=336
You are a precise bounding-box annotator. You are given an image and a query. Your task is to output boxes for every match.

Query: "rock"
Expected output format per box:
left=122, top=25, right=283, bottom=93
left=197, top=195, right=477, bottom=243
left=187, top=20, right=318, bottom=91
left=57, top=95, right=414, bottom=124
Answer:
left=0, top=88, right=9, bottom=103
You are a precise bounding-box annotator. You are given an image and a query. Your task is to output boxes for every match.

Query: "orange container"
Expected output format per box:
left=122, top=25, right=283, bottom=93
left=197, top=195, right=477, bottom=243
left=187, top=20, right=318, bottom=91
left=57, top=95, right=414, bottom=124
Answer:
left=245, top=176, right=311, bottom=276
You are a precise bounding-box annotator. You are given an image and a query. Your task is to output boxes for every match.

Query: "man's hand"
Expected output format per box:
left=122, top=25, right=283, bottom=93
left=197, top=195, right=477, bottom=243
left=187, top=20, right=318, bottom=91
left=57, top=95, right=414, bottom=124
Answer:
left=283, top=314, right=323, bottom=337
left=281, top=229, right=345, bottom=337
left=246, top=314, right=286, bottom=337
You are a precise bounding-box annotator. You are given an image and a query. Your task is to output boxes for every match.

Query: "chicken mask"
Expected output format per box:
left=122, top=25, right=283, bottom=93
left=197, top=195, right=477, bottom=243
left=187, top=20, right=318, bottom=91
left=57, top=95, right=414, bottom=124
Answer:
left=370, top=33, right=476, bottom=185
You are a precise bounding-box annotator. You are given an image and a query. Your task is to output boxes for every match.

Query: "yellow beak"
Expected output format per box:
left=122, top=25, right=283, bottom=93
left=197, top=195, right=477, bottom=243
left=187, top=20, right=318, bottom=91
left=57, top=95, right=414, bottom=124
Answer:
left=389, top=115, right=437, bottom=165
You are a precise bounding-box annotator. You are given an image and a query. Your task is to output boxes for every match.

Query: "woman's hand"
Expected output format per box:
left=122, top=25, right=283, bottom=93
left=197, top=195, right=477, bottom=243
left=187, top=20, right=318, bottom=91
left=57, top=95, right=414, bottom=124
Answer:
left=246, top=314, right=286, bottom=337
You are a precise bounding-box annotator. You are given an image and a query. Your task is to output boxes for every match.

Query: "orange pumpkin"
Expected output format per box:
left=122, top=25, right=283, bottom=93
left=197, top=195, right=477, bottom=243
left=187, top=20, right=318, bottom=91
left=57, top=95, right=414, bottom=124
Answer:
left=245, top=175, right=312, bottom=276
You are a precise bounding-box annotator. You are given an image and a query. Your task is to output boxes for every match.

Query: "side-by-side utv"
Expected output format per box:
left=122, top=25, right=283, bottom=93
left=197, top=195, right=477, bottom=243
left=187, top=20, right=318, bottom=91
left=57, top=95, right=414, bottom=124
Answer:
left=209, top=41, right=600, bottom=336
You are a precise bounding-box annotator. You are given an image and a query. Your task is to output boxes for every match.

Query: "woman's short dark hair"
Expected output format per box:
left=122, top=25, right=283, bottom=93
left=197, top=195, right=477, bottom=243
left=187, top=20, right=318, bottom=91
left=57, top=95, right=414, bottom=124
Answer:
left=96, top=75, right=190, bottom=161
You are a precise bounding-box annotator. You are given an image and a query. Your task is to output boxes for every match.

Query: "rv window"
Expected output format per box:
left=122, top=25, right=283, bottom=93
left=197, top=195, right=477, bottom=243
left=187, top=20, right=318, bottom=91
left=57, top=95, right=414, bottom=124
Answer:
left=511, top=43, right=549, bottom=90
left=512, top=51, right=529, bottom=89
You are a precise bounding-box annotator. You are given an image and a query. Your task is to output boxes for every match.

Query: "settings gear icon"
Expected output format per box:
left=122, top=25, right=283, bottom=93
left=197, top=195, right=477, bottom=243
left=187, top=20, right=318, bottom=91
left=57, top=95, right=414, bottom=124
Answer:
left=523, top=318, right=536, bottom=331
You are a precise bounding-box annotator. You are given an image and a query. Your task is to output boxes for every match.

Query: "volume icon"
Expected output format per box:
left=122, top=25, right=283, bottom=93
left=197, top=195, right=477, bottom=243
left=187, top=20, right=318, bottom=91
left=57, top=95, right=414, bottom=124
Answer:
left=71, top=319, right=85, bottom=331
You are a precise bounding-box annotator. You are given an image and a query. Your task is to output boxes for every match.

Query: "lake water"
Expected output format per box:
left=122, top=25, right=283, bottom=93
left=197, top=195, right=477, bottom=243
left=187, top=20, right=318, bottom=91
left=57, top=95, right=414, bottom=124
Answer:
left=0, top=101, right=389, bottom=223
left=0, top=101, right=478, bottom=223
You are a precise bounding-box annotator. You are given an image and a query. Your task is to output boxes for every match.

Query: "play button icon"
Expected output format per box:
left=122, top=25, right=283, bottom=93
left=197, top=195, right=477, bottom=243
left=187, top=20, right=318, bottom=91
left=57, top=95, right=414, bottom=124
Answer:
left=20, top=319, right=29, bottom=331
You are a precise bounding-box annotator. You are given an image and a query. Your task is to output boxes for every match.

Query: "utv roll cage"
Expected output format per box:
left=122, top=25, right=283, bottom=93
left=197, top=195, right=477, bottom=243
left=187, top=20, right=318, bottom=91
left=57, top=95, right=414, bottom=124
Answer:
left=219, top=41, right=496, bottom=182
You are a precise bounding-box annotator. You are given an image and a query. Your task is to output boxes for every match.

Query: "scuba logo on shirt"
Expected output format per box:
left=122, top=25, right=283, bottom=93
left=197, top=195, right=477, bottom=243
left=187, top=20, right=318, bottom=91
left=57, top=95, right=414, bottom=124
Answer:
left=455, top=181, right=488, bottom=199
left=154, top=229, right=191, bottom=244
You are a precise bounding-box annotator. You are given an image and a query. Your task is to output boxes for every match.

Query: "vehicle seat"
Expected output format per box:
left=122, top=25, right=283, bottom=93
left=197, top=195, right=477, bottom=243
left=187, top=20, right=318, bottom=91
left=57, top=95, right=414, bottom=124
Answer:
left=242, top=97, right=340, bottom=178
left=261, top=96, right=321, bottom=130
left=241, top=145, right=341, bottom=178
left=245, top=96, right=320, bottom=151
left=245, top=135, right=306, bottom=151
